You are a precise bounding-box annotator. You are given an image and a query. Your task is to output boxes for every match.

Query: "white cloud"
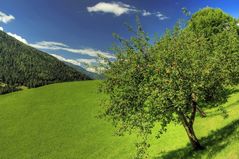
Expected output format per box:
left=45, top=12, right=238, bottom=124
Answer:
left=142, top=10, right=151, bottom=16
left=77, top=58, right=97, bottom=64
left=87, top=2, right=136, bottom=16
left=0, top=11, right=15, bottom=24
left=0, top=26, right=3, bottom=31
left=87, top=67, right=100, bottom=73
left=30, top=41, right=115, bottom=59
left=51, top=53, right=82, bottom=65
left=51, top=53, right=97, bottom=65
left=156, top=12, right=168, bottom=20
left=30, top=41, right=69, bottom=49
left=7, top=32, right=28, bottom=44
left=62, top=48, right=114, bottom=58
left=87, top=2, right=168, bottom=20
left=50, top=54, right=99, bottom=72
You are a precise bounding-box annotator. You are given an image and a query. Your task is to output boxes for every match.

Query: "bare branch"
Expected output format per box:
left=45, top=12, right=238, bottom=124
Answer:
left=196, top=106, right=206, bottom=117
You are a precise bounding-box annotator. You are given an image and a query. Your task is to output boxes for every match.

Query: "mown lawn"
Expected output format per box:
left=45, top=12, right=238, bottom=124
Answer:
left=0, top=81, right=238, bottom=159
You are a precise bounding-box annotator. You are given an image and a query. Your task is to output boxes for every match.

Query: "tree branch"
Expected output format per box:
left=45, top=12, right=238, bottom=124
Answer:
left=178, top=111, right=189, bottom=126
left=189, top=101, right=197, bottom=126
left=196, top=106, right=206, bottom=117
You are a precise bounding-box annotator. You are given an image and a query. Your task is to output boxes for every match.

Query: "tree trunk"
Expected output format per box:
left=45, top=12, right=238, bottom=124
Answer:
left=179, top=94, right=204, bottom=150
left=183, top=122, right=204, bottom=150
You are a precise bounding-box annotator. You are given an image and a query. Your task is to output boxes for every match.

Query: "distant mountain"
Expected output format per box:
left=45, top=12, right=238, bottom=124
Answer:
left=64, top=62, right=104, bottom=80
left=0, top=30, right=91, bottom=93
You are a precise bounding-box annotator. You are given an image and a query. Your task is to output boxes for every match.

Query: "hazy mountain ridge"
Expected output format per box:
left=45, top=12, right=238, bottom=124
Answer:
left=64, top=61, right=105, bottom=80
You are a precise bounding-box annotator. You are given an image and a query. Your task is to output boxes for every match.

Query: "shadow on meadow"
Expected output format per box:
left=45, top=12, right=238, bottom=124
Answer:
left=154, top=119, right=239, bottom=159
left=199, top=88, right=239, bottom=118
left=206, top=99, right=239, bottom=118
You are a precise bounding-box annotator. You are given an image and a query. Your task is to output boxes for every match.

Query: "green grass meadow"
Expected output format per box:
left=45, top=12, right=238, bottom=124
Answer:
left=0, top=81, right=238, bottom=159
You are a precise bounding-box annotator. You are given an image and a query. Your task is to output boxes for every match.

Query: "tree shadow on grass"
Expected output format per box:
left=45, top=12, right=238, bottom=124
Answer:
left=154, top=119, right=239, bottom=159
left=206, top=99, right=239, bottom=118
left=201, top=88, right=239, bottom=118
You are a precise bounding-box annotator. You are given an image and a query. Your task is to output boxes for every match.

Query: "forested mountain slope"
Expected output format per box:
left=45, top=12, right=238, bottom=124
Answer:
left=0, top=30, right=90, bottom=93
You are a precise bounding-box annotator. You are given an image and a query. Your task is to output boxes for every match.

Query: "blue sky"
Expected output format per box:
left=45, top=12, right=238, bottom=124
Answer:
left=0, top=0, right=239, bottom=72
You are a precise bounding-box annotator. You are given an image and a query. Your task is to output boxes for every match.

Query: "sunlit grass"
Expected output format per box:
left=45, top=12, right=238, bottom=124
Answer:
left=0, top=81, right=238, bottom=159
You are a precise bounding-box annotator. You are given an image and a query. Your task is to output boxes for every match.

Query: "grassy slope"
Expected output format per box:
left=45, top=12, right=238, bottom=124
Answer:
left=0, top=81, right=238, bottom=159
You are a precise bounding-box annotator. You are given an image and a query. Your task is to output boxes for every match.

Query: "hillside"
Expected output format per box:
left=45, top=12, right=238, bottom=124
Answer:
left=0, top=81, right=238, bottom=159
left=0, top=30, right=90, bottom=93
